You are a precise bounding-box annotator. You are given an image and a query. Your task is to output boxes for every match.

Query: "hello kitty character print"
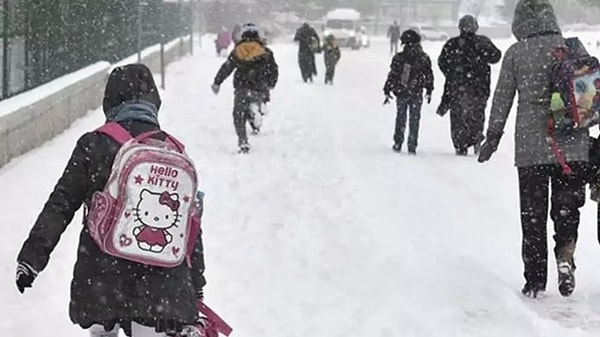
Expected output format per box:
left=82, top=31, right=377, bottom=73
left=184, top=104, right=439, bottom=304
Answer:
left=133, top=189, right=182, bottom=253
left=86, top=122, right=201, bottom=268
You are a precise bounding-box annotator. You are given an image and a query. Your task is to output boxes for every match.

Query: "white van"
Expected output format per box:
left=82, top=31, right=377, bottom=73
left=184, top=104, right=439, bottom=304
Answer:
left=323, top=8, right=363, bottom=49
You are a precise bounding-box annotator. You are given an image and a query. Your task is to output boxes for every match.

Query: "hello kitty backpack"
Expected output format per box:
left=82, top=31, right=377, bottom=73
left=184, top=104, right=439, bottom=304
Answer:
left=86, top=122, right=201, bottom=268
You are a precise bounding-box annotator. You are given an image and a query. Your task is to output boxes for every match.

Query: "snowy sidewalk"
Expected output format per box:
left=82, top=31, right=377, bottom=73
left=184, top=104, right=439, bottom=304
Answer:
left=2, top=37, right=600, bottom=336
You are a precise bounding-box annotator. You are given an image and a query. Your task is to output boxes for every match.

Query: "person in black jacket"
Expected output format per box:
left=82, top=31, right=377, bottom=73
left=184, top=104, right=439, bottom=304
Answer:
left=384, top=29, right=434, bottom=154
left=294, top=22, right=321, bottom=83
left=438, top=15, right=502, bottom=156
left=212, top=23, right=279, bottom=153
left=15, top=64, right=206, bottom=337
left=387, top=20, right=401, bottom=55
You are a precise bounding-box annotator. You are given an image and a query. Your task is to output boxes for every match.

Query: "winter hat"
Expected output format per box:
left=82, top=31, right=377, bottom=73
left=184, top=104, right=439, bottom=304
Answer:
left=512, top=0, right=561, bottom=40
left=241, top=23, right=260, bottom=39
left=459, top=15, right=479, bottom=34
left=102, top=64, right=161, bottom=115
left=400, top=29, right=421, bottom=45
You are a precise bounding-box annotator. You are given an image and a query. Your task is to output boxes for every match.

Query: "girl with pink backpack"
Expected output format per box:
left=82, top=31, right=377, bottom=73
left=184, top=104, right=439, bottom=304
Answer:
left=15, top=64, right=230, bottom=337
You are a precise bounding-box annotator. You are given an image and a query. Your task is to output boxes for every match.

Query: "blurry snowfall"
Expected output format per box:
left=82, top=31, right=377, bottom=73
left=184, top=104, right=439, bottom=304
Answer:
left=3, top=33, right=600, bottom=336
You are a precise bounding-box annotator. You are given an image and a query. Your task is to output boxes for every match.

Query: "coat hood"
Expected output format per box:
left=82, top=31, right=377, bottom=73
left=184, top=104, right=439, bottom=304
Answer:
left=459, top=15, right=479, bottom=34
left=102, top=64, right=161, bottom=115
left=511, top=0, right=561, bottom=40
left=234, top=40, right=267, bottom=62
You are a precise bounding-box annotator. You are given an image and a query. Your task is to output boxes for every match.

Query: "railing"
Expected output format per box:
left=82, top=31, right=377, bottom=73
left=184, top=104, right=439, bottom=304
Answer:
left=0, top=0, right=194, bottom=101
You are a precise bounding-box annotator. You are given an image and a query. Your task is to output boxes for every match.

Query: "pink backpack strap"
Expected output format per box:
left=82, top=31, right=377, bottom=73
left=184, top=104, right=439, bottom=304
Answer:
left=136, top=130, right=186, bottom=153
left=98, top=123, right=185, bottom=153
left=197, top=301, right=233, bottom=336
left=164, top=133, right=186, bottom=153
left=96, top=122, right=133, bottom=145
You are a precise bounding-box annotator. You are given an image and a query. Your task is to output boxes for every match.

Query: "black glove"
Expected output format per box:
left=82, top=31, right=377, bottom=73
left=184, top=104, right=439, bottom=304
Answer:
left=436, top=104, right=449, bottom=116
left=210, top=83, right=220, bottom=95
left=16, top=261, right=38, bottom=294
left=383, top=93, right=393, bottom=105
left=477, top=132, right=503, bottom=163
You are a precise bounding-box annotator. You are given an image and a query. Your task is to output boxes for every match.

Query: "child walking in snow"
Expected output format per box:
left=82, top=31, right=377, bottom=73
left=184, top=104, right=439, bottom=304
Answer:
left=211, top=23, right=279, bottom=153
left=323, top=34, right=341, bottom=85
left=15, top=64, right=207, bottom=337
left=383, top=29, right=434, bottom=154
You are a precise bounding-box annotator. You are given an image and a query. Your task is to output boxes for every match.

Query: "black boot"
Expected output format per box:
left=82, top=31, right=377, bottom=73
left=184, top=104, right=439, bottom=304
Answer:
left=557, top=261, right=575, bottom=297
left=556, top=240, right=576, bottom=297
left=522, top=282, right=546, bottom=298
left=455, top=148, right=468, bottom=156
left=238, top=142, right=251, bottom=154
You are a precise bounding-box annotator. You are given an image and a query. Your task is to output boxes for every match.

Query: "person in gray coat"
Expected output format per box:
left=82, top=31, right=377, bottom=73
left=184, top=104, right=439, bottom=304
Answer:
left=477, top=0, right=588, bottom=298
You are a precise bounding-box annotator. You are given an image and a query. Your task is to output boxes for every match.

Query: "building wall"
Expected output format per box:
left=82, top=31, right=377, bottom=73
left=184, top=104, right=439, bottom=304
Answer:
left=379, top=0, right=460, bottom=26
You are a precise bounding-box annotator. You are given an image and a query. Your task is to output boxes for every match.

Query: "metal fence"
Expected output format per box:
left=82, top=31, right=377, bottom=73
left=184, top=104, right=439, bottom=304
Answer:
left=0, top=0, right=193, bottom=101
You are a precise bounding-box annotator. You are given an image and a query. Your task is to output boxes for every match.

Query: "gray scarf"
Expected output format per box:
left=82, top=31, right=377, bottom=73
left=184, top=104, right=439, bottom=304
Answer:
left=105, top=100, right=160, bottom=126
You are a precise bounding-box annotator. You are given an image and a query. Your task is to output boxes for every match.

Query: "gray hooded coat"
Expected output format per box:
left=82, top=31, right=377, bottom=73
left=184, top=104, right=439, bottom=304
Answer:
left=486, top=0, right=589, bottom=167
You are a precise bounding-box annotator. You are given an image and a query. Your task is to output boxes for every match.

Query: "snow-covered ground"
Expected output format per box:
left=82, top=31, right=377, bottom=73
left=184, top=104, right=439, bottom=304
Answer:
left=3, top=34, right=600, bottom=337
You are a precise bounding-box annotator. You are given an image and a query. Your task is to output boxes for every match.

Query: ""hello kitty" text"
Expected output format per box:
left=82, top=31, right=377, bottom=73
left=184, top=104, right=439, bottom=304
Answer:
left=147, top=165, right=180, bottom=190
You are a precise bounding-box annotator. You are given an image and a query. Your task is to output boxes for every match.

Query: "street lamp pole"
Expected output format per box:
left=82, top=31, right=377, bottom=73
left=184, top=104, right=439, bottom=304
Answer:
left=137, top=1, right=149, bottom=63
left=190, top=0, right=195, bottom=55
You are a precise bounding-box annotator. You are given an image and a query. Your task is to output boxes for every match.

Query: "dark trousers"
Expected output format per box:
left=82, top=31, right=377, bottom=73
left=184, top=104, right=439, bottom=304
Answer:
left=450, top=94, right=487, bottom=151
left=233, top=89, right=263, bottom=145
left=394, top=95, right=423, bottom=149
left=518, top=163, right=586, bottom=288
left=390, top=40, right=398, bottom=55
left=299, top=52, right=316, bottom=82
left=325, top=63, right=336, bottom=83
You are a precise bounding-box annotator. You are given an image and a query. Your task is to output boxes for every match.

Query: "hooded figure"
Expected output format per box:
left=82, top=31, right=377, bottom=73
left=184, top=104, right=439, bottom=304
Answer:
left=383, top=29, right=434, bottom=154
left=478, top=0, right=589, bottom=299
left=438, top=14, right=502, bottom=155
left=212, top=23, right=279, bottom=153
left=15, top=64, right=206, bottom=337
left=294, top=22, right=321, bottom=82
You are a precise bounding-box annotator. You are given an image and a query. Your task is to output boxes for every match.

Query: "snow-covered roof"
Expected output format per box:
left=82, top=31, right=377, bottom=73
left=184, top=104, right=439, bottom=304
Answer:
left=326, top=8, right=361, bottom=20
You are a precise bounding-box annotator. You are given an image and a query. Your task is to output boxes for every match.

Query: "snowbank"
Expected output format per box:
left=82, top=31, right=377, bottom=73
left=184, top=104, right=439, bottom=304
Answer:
left=112, top=36, right=192, bottom=74
left=0, top=62, right=110, bottom=167
left=0, top=36, right=192, bottom=168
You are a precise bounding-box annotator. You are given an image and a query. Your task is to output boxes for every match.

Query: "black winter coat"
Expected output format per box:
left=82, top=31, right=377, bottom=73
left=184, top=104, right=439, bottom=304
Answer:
left=294, top=25, right=321, bottom=56
left=323, top=41, right=341, bottom=67
left=17, top=119, right=206, bottom=333
left=384, top=44, right=434, bottom=97
left=214, top=38, right=279, bottom=92
left=438, top=33, right=501, bottom=99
